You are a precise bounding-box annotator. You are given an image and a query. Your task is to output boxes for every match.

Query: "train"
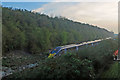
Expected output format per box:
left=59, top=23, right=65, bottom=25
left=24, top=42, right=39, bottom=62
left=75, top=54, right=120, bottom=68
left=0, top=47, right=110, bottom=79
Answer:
left=48, top=37, right=112, bottom=58
left=48, top=47, right=62, bottom=58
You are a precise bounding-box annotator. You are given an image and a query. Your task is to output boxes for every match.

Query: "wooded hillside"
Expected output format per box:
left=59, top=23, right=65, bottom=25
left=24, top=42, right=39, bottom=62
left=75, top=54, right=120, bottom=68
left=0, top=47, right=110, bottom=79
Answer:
left=2, top=7, right=114, bottom=54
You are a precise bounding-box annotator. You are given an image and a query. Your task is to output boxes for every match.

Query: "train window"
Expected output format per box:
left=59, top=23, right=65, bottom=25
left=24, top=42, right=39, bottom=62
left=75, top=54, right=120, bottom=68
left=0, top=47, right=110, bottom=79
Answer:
left=51, top=47, right=61, bottom=54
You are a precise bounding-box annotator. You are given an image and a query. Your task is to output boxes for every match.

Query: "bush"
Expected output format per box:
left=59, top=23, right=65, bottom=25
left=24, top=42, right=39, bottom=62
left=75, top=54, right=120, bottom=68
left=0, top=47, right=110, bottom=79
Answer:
left=35, top=53, right=95, bottom=80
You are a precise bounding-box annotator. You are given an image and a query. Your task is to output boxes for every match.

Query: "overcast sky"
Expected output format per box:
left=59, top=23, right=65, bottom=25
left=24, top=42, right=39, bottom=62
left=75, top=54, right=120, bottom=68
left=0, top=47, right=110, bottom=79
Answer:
left=2, top=1, right=118, bottom=33
left=1, top=0, right=119, bottom=2
left=32, top=2, right=118, bottom=33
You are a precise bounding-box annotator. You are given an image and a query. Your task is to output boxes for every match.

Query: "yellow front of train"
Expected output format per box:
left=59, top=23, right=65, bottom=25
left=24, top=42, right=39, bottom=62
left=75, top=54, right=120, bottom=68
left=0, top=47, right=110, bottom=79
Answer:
left=48, top=49, right=57, bottom=58
left=48, top=53, right=56, bottom=58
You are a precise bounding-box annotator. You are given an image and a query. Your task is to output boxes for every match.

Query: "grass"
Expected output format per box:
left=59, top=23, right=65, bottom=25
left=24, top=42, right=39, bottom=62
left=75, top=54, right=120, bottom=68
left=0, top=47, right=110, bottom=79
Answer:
left=100, top=61, right=119, bottom=78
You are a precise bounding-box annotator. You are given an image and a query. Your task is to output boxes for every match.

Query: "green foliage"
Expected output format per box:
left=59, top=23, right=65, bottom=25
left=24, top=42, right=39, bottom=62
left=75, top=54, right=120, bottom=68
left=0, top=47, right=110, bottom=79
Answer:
left=100, top=62, right=119, bottom=78
left=74, top=39, right=117, bottom=75
left=5, top=53, right=95, bottom=80
left=3, top=39, right=117, bottom=79
left=2, top=7, right=114, bottom=54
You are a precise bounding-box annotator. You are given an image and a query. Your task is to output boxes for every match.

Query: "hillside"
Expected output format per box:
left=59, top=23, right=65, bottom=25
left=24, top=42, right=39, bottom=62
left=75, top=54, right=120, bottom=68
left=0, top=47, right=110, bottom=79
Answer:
left=100, top=62, right=119, bottom=78
left=2, top=7, right=114, bottom=54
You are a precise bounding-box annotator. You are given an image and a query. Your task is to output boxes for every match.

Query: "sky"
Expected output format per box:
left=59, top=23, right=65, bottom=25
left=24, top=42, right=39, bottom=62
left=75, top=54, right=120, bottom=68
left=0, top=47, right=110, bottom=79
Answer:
left=1, top=0, right=119, bottom=2
left=2, top=2, right=118, bottom=34
left=2, top=2, right=48, bottom=11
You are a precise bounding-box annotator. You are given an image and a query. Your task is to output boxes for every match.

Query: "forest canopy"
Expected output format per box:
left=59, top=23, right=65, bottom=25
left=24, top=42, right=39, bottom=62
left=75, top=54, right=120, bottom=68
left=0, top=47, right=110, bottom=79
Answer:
left=2, top=7, right=114, bottom=54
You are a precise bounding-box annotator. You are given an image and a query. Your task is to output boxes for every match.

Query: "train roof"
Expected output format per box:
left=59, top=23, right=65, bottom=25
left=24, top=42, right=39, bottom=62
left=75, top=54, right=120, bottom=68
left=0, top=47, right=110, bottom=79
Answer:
left=59, top=37, right=112, bottom=50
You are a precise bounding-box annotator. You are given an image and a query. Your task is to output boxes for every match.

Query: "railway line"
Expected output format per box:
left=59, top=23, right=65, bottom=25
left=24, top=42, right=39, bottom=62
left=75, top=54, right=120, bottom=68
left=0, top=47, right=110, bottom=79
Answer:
left=48, top=37, right=112, bottom=58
